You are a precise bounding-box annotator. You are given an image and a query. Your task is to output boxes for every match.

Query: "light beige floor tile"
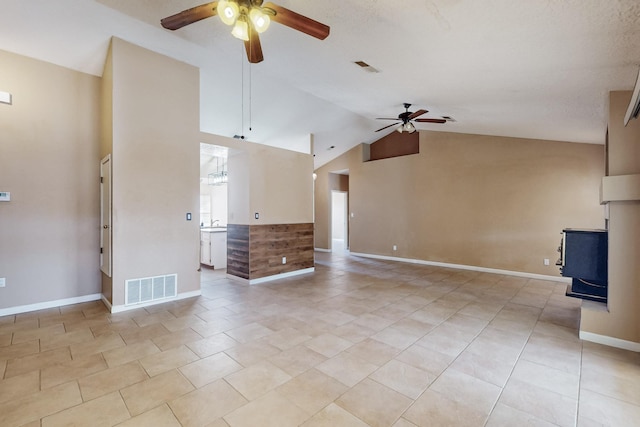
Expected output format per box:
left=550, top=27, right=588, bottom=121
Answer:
left=180, top=352, right=243, bottom=388
left=300, top=403, right=369, bottom=427
left=0, top=359, right=5, bottom=378
left=457, top=301, right=504, bottom=320
left=186, top=333, right=238, bottom=358
left=352, top=313, right=396, bottom=331
left=396, top=344, right=454, bottom=377
left=0, top=333, right=11, bottom=348
left=118, top=323, right=171, bottom=345
left=0, top=340, right=39, bottom=361
left=152, top=327, right=203, bottom=351
left=42, top=391, right=130, bottom=427
left=40, top=327, right=95, bottom=352
left=336, top=378, right=412, bottom=427
left=102, top=339, right=161, bottom=368
left=120, top=369, right=194, bottom=416
left=90, top=318, right=138, bottom=337
left=224, top=341, right=281, bottom=367
left=268, top=345, right=327, bottom=376
left=304, top=333, right=353, bottom=358
left=225, top=322, right=275, bottom=343
left=430, top=368, right=502, bottom=415
left=316, top=351, right=378, bottom=387
left=582, top=341, right=640, bottom=363
left=485, top=402, right=557, bottom=427
left=41, top=353, right=108, bottom=389
left=223, top=390, right=308, bottom=427
left=370, top=359, right=434, bottom=399
left=69, top=332, right=126, bottom=359
left=499, top=378, right=577, bottom=427
left=133, top=310, right=177, bottom=327
left=372, top=326, right=421, bottom=350
left=581, top=364, right=640, bottom=406
left=4, top=347, right=71, bottom=378
left=578, top=388, right=640, bottom=426
left=449, top=349, right=515, bottom=387
left=520, top=334, right=581, bottom=375
left=224, top=360, right=292, bottom=400
left=115, top=403, right=182, bottom=427
left=161, top=314, right=208, bottom=332
left=511, top=359, right=579, bottom=398
left=0, top=381, right=83, bottom=427
left=170, top=379, right=248, bottom=426
left=276, top=368, right=348, bottom=414
left=263, top=327, right=312, bottom=350
left=139, top=344, right=200, bottom=377
left=345, top=338, right=401, bottom=366
left=415, top=329, right=469, bottom=358
left=403, top=389, right=488, bottom=427
left=392, top=418, right=419, bottom=427
left=389, top=317, right=435, bottom=337
left=11, top=323, right=65, bottom=344
left=0, top=370, right=40, bottom=404
left=332, top=322, right=376, bottom=343
left=78, top=361, right=148, bottom=401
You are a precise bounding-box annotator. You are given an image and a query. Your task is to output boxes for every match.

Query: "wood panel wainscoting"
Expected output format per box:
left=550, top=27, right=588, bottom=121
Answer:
left=227, top=223, right=314, bottom=281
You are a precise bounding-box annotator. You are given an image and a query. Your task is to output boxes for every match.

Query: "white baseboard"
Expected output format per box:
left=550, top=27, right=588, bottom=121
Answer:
left=314, top=248, right=331, bottom=253
left=108, top=290, right=202, bottom=314
left=580, top=331, right=640, bottom=353
left=228, top=267, right=315, bottom=285
left=349, top=252, right=570, bottom=283
left=0, top=293, right=102, bottom=317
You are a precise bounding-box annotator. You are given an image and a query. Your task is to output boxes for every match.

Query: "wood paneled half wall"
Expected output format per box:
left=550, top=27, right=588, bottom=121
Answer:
left=227, top=223, right=314, bottom=281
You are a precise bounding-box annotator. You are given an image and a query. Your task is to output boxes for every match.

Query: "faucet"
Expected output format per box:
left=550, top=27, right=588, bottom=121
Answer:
left=211, top=219, right=220, bottom=227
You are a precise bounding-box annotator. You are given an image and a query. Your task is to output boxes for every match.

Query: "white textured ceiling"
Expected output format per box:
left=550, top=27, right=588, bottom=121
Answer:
left=1, top=0, right=639, bottom=168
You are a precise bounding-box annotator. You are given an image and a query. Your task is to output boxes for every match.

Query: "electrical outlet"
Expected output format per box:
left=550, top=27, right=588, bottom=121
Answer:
left=255, top=212, right=259, bottom=220
left=543, top=258, right=550, bottom=266
left=0, top=278, right=5, bottom=288
left=393, top=245, right=397, bottom=251
left=282, top=256, right=286, bottom=264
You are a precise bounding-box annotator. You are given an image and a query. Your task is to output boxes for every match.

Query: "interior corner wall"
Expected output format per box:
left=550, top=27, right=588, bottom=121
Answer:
left=315, top=133, right=604, bottom=276
left=101, top=40, right=114, bottom=303
left=580, top=91, right=640, bottom=345
left=0, top=49, right=101, bottom=310
left=314, top=145, right=361, bottom=250
left=109, top=38, right=200, bottom=307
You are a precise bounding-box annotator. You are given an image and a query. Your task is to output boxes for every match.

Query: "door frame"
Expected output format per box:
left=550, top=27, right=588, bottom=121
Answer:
left=100, top=154, right=112, bottom=277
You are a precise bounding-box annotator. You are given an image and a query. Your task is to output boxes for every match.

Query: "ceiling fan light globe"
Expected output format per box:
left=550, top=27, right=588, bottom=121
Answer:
left=249, top=8, right=271, bottom=33
left=231, top=18, right=250, bottom=41
left=218, top=1, right=239, bottom=25
left=396, top=125, right=404, bottom=133
left=405, top=122, right=415, bottom=132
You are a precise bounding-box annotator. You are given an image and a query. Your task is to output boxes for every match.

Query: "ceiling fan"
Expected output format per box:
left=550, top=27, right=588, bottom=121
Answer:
left=375, top=103, right=448, bottom=133
left=160, top=1, right=330, bottom=64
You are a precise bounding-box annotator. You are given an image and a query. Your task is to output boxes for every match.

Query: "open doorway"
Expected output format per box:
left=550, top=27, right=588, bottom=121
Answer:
left=331, top=190, right=348, bottom=252
left=199, top=143, right=228, bottom=272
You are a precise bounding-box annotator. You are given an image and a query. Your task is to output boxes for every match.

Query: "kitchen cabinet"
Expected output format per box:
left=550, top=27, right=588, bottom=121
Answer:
left=200, top=229, right=227, bottom=269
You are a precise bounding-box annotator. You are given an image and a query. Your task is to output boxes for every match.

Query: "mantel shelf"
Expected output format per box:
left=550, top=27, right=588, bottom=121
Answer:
left=600, top=173, right=640, bottom=203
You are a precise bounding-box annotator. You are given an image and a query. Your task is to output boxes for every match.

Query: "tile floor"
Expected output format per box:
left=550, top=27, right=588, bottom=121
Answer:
left=1, top=252, right=639, bottom=426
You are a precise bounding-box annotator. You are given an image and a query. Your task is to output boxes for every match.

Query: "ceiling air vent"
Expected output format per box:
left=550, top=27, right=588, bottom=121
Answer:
left=354, top=61, right=380, bottom=73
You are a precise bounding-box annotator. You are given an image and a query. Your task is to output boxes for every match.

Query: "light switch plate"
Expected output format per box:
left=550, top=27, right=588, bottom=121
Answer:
left=0, top=192, right=10, bottom=202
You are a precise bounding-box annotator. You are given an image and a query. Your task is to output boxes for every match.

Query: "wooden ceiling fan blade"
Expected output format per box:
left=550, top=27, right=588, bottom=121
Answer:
left=408, top=109, right=428, bottom=120
left=264, top=2, right=330, bottom=40
left=414, top=118, right=447, bottom=124
left=161, top=2, right=218, bottom=30
left=375, top=122, right=400, bottom=132
left=244, top=26, right=264, bottom=63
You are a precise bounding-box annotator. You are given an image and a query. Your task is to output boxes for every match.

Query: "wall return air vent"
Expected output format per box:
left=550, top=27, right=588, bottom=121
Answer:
left=125, top=274, right=177, bottom=306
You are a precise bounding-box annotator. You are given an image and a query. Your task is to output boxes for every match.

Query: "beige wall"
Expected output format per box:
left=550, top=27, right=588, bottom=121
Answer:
left=315, top=132, right=604, bottom=276
left=581, top=91, right=640, bottom=345
left=0, top=50, right=101, bottom=309
left=108, top=38, right=201, bottom=307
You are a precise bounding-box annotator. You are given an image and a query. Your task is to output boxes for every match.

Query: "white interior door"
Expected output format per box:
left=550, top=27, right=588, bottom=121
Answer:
left=100, top=155, right=112, bottom=277
left=331, top=191, right=348, bottom=252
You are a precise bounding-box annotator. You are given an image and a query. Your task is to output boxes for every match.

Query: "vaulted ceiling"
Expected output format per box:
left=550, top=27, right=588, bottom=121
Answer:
left=2, top=0, right=639, bottom=167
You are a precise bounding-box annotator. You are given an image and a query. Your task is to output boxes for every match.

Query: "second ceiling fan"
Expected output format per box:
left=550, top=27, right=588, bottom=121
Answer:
left=160, top=0, right=330, bottom=64
left=375, top=103, right=448, bottom=133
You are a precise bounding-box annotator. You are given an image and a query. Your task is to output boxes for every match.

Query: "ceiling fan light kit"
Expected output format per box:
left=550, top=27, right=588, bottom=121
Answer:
left=376, top=103, right=449, bottom=134
left=161, top=1, right=330, bottom=63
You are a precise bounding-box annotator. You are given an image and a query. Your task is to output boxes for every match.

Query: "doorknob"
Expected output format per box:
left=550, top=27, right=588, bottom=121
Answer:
left=103, top=225, right=109, bottom=229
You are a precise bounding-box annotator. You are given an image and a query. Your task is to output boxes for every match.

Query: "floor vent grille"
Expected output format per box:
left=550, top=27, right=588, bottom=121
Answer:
left=125, top=274, right=177, bottom=306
